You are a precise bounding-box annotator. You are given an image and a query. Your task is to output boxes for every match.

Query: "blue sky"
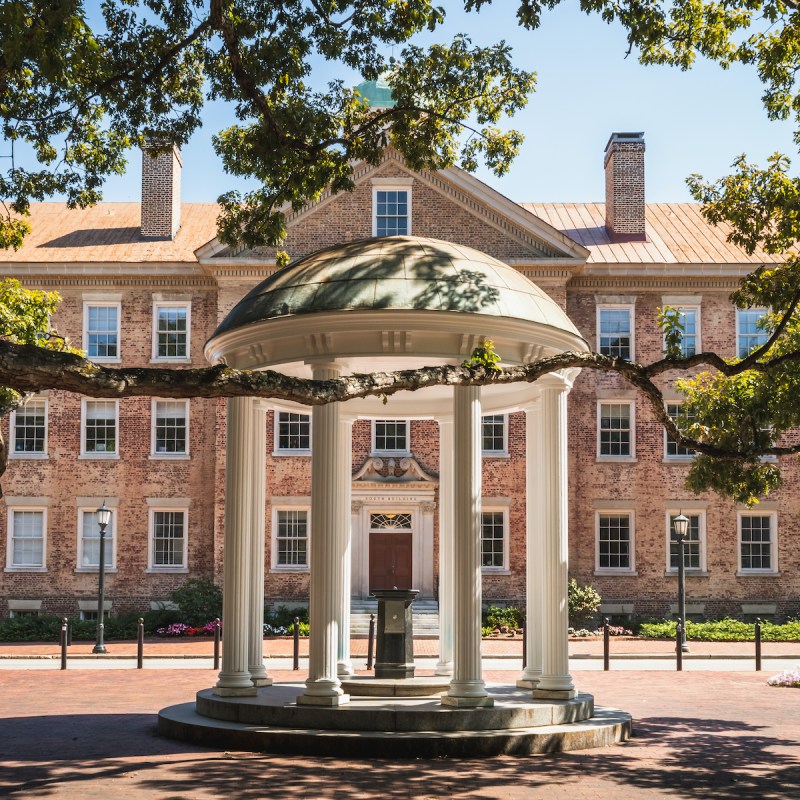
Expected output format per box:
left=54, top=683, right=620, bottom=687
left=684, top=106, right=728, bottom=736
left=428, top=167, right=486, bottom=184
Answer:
left=96, top=1, right=796, bottom=205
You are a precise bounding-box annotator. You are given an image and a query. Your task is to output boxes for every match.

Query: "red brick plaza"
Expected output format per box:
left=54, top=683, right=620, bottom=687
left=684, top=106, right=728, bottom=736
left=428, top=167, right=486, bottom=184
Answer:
left=1, top=663, right=799, bottom=799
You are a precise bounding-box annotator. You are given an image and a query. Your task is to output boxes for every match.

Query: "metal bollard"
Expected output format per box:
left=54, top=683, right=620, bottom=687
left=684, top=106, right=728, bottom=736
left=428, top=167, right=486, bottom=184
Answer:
left=367, top=613, right=375, bottom=671
left=137, top=618, right=144, bottom=669
left=60, top=618, right=68, bottom=670
left=213, top=617, right=221, bottom=671
left=755, top=617, right=762, bottom=672
left=676, top=620, right=683, bottom=672
left=603, top=617, right=610, bottom=671
left=522, top=624, right=527, bottom=670
left=66, top=619, right=72, bottom=647
left=293, top=617, right=300, bottom=671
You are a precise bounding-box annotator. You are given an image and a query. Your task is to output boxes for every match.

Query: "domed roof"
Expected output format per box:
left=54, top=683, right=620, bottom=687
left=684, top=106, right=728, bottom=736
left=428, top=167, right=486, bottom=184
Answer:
left=355, top=75, right=397, bottom=108
left=213, top=236, right=581, bottom=339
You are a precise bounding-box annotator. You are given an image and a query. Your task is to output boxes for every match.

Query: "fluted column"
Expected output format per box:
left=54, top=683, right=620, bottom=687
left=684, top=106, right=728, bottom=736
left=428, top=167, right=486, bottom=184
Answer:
left=337, top=417, right=354, bottom=677
left=298, top=362, right=350, bottom=706
left=533, top=374, right=577, bottom=700
left=214, top=396, right=258, bottom=695
left=442, top=386, right=493, bottom=707
left=435, top=418, right=454, bottom=677
left=517, top=397, right=543, bottom=689
left=248, top=402, right=271, bottom=686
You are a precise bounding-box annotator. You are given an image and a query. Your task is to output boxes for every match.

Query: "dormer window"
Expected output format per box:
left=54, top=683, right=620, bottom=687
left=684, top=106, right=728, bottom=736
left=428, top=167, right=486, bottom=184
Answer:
left=372, top=182, right=412, bottom=236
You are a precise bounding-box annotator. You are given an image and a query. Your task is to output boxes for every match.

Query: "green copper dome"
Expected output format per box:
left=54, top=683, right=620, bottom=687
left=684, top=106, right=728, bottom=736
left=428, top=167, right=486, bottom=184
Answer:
left=355, top=75, right=397, bottom=108
left=212, top=236, right=582, bottom=339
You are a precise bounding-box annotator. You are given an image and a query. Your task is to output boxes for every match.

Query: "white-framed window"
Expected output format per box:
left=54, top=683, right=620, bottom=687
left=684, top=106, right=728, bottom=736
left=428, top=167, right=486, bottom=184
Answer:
left=148, top=508, right=188, bottom=570
left=9, top=608, right=40, bottom=618
left=372, top=419, right=410, bottom=454
left=738, top=511, right=778, bottom=574
left=597, top=305, right=634, bottom=361
left=736, top=308, right=769, bottom=359
left=271, top=507, right=310, bottom=571
left=482, top=414, right=507, bottom=455
left=372, top=186, right=411, bottom=236
left=77, top=507, right=116, bottom=571
left=10, top=397, right=47, bottom=457
left=152, top=301, right=191, bottom=361
left=5, top=508, right=47, bottom=571
left=80, top=609, right=110, bottom=622
left=480, top=509, right=509, bottom=571
left=595, top=511, right=635, bottom=573
left=670, top=307, right=700, bottom=357
left=81, top=399, right=118, bottom=457
left=666, top=510, right=707, bottom=573
left=275, top=411, right=311, bottom=453
left=151, top=399, right=189, bottom=456
left=83, top=302, right=121, bottom=361
left=665, top=403, right=696, bottom=460
left=598, top=401, right=635, bottom=459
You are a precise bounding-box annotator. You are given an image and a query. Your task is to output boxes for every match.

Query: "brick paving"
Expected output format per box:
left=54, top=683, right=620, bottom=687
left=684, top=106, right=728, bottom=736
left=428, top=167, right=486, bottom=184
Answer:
left=1, top=664, right=799, bottom=799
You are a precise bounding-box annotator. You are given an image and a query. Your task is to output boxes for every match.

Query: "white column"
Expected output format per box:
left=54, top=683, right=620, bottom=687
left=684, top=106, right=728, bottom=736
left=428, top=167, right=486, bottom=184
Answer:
left=299, top=362, right=350, bottom=706
left=214, top=396, right=258, bottom=696
left=248, top=402, right=272, bottom=686
left=435, top=418, right=454, bottom=677
left=442, top=386, right=493, bottom=707
left=518, top=397, right=543, bottom=689
left=534, top=374, right=577, bottom=700
left=337, top=417, right=354, bottom=677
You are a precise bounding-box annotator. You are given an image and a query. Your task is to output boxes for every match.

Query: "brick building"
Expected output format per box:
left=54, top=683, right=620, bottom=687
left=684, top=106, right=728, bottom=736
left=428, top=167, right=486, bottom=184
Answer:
left=1, top=131, right=798, bottom=624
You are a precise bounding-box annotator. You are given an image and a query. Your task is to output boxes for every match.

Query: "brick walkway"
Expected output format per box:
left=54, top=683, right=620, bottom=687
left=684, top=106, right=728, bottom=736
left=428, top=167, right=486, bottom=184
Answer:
left=1, top=665, right=799, bottom=799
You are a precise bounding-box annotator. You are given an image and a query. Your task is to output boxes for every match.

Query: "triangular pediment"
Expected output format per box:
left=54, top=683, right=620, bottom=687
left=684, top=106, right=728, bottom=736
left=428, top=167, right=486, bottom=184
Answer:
left=196, top=150, right=588, bottom=266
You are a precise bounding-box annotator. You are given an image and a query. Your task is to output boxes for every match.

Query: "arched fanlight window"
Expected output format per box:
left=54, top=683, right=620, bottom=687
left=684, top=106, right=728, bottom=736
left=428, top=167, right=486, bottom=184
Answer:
left=370, top=513, right=412, bottom=530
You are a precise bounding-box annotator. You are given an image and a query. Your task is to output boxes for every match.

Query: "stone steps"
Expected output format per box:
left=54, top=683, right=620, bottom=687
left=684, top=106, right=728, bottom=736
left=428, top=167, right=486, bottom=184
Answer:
left=350, top=600, right=439, bottom=637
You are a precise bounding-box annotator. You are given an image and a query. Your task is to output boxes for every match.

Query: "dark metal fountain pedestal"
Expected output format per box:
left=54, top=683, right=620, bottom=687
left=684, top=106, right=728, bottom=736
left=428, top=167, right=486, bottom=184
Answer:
left=372, top=589, right=419, bottom=679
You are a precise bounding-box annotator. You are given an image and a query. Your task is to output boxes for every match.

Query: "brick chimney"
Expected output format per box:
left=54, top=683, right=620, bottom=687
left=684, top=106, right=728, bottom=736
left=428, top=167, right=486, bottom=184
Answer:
left=604, top=132, right=646, bottom=242
left=141, top=142, right=182, bottom=239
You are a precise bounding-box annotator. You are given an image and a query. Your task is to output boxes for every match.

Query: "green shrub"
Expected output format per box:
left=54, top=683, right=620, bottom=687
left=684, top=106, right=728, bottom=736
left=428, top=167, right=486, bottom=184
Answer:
left=0, top=614, right=62, bottom=642
left=481, top=625, right=497, bottom=638
left=568, top=579, right=601, bottom=627
left=483, top=605, right=524, bottom=629
left=265, top=605, right=309, bottom=627
left=639, top=618, right=800, bottom=642
left=169, top=578, right=222, bottom=626
left=288, top=620, right=310, bottom=637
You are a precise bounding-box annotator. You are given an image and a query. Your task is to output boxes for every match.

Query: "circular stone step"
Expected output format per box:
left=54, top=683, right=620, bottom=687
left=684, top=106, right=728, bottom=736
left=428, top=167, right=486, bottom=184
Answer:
left=158, top=701, right=632, bottom=758
left=341, top=676, right=450, bottom=697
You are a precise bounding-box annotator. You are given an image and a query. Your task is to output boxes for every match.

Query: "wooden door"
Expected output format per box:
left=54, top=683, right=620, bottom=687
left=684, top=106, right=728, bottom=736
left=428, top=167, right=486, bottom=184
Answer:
left=369, top=531, right=413, bottom=593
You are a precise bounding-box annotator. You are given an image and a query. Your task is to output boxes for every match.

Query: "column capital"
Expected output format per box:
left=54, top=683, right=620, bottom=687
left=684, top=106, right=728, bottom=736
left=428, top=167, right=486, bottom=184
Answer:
left=538, top=369, right=579, bottom=392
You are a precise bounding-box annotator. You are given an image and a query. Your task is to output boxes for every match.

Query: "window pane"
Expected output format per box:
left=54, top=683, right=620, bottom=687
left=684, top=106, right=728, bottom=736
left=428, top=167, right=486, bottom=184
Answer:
left=85, top=401, right=117, bottom=453
left=481, top=512, right=505, bottom=568
left=482, top=415, right=505, bottom=453
left=14, top=399, right=46, bottom=453
left=375, top=190, right=409, bottom=237
left=741, top=516, right=772, bottom=570
left=155, top=401, right=187, bottom=453
left=599, top=308, right=631, bottom=360
left=737, top=309, right=769, bottom=359
left=278, top=412, right=310, bottom=450
left=666, top=403, right=695, bottom=458
left=277, top=510, right=308, bottom=566
left=153, top=511, right=185, bottom=567
left=87, top=305, right=118, bottom=358
left=11, top=510, right=44, bottom=566
left=599, top=514, right=631, bottom=569
left=156, top=306, right=188, bottom=358
left=669, top=514, right=701, bottom=569
left=599, top=403, right=631, bottom=457
left=374, top=420, right=407, bottom=452
left=81, top=511, right=113, bottom=567
left=677, top=308, right=697, bottom=357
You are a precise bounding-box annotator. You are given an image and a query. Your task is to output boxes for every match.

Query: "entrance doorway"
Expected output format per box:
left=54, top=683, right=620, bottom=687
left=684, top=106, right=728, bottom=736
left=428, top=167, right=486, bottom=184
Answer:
left=368, top=512, right=413, bottom=592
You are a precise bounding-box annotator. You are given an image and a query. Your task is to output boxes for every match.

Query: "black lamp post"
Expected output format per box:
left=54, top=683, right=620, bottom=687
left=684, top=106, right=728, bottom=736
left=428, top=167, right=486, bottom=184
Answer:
left=673, top=512, right=690, bottom=653
left=92, top=500, right=112, bottom=654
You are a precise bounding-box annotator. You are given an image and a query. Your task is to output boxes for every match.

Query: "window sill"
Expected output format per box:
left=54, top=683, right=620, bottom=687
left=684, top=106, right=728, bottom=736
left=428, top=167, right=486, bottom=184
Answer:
left=149, top=358, right=191, bottom=365
left=270, top=566, right=310, bottom=573
left=90, top=358, right=121, bottom=364
left=482, top=452, right=510, bottom=459
left=148, top=453, right=191, bottom=460
left=736, top=570, right=780, bottom=577
left=481, top=568, right=511, bottom=575
left=272, top=450, right=312, bottom=457
left=370, top=451, right=411, bottom=458
left=9, top=453, right=48, bottom=460
left=594, top=570, right=638, bottom=577
left=78, top=453, right=119, bottom=460
left=4, top=566, right=47, bottom=573
left=663, top=456, right=695, bottom=464
left=596, top=457, right=637, bottom=464
left=664, top=570, right=709, bottom=578
left=74, top=567, right=119, bottom=574
left=145, top=567, right=189, bottom=574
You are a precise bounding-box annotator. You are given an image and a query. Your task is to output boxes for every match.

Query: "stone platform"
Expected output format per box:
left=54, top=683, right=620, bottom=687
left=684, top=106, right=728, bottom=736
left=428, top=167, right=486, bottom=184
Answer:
left=341, top=676, right=450, bottom=696
left=158, top=683, right=632, bottom=757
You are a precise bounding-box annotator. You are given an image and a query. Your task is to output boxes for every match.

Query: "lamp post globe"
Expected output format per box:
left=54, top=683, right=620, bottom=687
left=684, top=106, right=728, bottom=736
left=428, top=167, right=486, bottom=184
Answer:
left=673, top=512, right=690, bottom=653
left=92, top=501, right=112, bottom=654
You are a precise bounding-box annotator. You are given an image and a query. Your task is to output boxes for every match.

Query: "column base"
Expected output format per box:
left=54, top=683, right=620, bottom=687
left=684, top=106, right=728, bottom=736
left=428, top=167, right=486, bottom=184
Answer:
left=441, top=694, right=494, bottom=708
left=296, top=693, right=351, bottom=707
left=434, top=661, right=454, bottom=677
left=251, top=677, right=273, bottom=687
left=516, top=679, right=540, bottom=690
left=337, top=660, right=354, bottom=678
left=533, top=688, right=579, bottom=700
left=213, top=685, right=259, bottom=697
